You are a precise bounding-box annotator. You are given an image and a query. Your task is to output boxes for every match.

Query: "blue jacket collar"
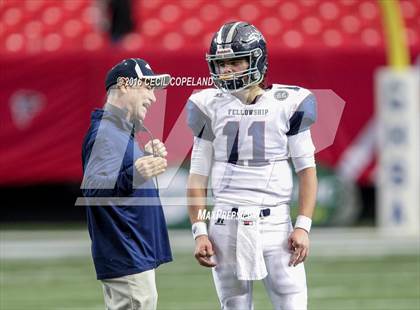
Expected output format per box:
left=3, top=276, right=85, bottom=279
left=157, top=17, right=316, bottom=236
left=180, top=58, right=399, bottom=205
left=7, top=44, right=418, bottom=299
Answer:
left=91, top=104, right=141, bottom=133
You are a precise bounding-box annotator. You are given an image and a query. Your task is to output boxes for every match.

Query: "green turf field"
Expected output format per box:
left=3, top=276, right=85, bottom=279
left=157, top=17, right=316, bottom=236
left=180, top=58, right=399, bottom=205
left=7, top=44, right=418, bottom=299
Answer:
left=1, top=253, right=419, bottom=310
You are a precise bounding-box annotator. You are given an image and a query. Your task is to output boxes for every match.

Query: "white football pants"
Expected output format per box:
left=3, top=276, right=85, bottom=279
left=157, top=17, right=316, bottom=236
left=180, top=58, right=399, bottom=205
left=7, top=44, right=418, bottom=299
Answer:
left=209, top=205, right=307, bottom=310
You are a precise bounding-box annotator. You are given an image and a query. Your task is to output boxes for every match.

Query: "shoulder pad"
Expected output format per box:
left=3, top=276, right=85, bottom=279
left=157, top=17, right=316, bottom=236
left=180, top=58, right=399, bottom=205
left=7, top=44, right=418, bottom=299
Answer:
left=187, top=89, right=217, bottom=141
left=189, top=88, right=221, bottom=109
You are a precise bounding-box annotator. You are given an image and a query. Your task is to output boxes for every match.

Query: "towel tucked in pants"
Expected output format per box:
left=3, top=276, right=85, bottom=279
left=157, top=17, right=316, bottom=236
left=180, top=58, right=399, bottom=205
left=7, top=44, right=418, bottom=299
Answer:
left=209, top=204, right=307, bottom=310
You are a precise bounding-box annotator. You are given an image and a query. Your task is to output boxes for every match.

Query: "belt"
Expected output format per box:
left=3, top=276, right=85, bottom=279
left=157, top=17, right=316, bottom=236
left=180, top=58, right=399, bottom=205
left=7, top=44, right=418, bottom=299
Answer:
left=214, top=158, right=287, bottom=167
left=231, top=207, right=271, bottom=217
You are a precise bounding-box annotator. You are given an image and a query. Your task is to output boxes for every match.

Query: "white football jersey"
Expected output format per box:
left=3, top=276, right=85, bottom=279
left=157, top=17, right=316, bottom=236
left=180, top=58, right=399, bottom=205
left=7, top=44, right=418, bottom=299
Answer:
left=187, top=84, right=316, bottom=206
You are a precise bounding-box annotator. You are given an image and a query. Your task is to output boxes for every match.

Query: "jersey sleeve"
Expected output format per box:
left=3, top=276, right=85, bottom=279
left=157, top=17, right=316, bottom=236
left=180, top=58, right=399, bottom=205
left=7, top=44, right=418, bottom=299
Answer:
left=286, top=92, right=317, bottom=136
left=288, top=130, right=316, bottom=172
left=187, top=90, right=215, bottom=142
left=190, top=137, right=214, bottom=176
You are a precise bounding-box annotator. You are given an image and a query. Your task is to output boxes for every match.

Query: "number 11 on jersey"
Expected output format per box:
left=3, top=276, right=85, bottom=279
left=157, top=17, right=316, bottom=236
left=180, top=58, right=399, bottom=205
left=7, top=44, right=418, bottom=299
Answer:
left=222, top=121, right=268, bottom=166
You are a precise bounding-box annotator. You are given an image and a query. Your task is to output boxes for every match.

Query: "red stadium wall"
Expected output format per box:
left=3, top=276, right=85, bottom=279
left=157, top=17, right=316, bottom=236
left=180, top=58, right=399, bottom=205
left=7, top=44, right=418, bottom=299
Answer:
left=1, top=0, right=419, bottom=187
left=1, top=47, right=409, bottom=186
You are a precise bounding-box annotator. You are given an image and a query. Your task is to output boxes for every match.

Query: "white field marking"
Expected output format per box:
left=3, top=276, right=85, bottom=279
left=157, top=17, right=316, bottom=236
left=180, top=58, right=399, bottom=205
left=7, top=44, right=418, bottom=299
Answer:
left=8, top=308, right=104, bottom=310
left=309, top=286, right=349, bottom=297
left=309, top=272, right=418, bottom=278
left=1, top=228, right=419, bottom=259
left=55, top=308, right=104, bottom=310
left=308, top=298, right=419, bottom=309
left=0, top=272, right=419, bottom=284
left=0, top=239, right=90, bottom=260
left=154, top=302, right=218, bottom=310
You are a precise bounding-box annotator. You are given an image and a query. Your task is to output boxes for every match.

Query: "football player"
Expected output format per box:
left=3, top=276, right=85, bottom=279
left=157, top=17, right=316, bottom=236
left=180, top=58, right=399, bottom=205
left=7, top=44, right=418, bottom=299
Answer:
left=187, top=21, right=317, bottom=310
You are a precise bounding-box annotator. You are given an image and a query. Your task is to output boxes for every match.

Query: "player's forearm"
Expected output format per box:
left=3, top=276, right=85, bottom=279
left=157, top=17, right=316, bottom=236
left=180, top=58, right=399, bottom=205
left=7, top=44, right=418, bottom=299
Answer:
left=296, top=167, right=318, bottom=218
left=187, top=174, right=209, bottom=224
left=188, top=188, right=207, bottom=224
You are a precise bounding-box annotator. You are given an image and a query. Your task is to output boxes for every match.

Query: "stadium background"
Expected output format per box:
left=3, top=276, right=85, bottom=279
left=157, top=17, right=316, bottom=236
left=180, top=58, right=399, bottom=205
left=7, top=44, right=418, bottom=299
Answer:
left=1, top=0, right=419, bottom=309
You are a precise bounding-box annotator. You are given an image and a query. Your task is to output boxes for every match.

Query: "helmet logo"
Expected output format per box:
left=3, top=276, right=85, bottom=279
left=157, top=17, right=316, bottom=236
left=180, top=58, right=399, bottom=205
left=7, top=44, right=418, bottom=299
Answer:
left=242, top=32, right=260, bottom=43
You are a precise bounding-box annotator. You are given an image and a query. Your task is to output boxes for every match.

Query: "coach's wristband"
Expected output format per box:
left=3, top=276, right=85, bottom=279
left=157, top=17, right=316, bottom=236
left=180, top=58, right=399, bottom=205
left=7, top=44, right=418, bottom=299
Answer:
left=295, top=215, right=312, bottom=233
left=192, top=221, right=208, bottom=240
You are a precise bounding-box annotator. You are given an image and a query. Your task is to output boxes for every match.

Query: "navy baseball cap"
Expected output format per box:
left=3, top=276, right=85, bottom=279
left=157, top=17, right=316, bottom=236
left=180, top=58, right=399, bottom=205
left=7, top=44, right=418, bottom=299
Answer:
left=105, top=58, right=171, bottom=90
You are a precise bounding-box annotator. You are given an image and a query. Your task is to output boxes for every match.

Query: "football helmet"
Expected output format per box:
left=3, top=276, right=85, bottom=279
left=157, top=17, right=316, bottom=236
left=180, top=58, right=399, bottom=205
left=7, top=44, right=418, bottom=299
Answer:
left=206, top=21, right=268, bottom=93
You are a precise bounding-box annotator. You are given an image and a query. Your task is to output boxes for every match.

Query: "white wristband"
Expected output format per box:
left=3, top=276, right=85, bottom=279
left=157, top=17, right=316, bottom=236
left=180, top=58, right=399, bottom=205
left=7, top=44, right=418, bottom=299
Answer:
left=295, top=215, right=312, bottom=233
left=192, top=222, right=208, bottom=240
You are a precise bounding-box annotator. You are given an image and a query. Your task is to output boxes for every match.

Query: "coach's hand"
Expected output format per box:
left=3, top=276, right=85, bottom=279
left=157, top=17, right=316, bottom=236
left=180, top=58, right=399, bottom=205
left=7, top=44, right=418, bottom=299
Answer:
left=145, top=139, right=168, bottom=158
left=194, top=235, right=216, bottom=268
left=288, top=228, right=309, bottom=267
left=135, top=155, right=167, bottom=179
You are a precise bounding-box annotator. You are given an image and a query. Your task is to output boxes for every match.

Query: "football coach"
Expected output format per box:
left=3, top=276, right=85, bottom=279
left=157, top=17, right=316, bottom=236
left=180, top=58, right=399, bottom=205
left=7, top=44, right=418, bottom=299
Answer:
left=81, top=58, right=173, bottom=310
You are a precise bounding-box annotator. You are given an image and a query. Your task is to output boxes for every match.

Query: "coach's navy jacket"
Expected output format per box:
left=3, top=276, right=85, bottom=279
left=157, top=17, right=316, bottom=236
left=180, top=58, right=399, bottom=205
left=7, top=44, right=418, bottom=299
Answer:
left=81, top=104, right=172, bottom=280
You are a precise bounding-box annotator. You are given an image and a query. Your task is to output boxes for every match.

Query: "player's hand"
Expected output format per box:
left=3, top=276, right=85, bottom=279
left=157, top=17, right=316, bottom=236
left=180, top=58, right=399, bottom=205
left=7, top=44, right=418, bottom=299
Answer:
left=288, top=228, right=310, bottom=267
left=145, top=139, right=167, bottom=158
left=134, top=155, right=167, bottom=179
left=194, top=235, right=216, bottom=268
